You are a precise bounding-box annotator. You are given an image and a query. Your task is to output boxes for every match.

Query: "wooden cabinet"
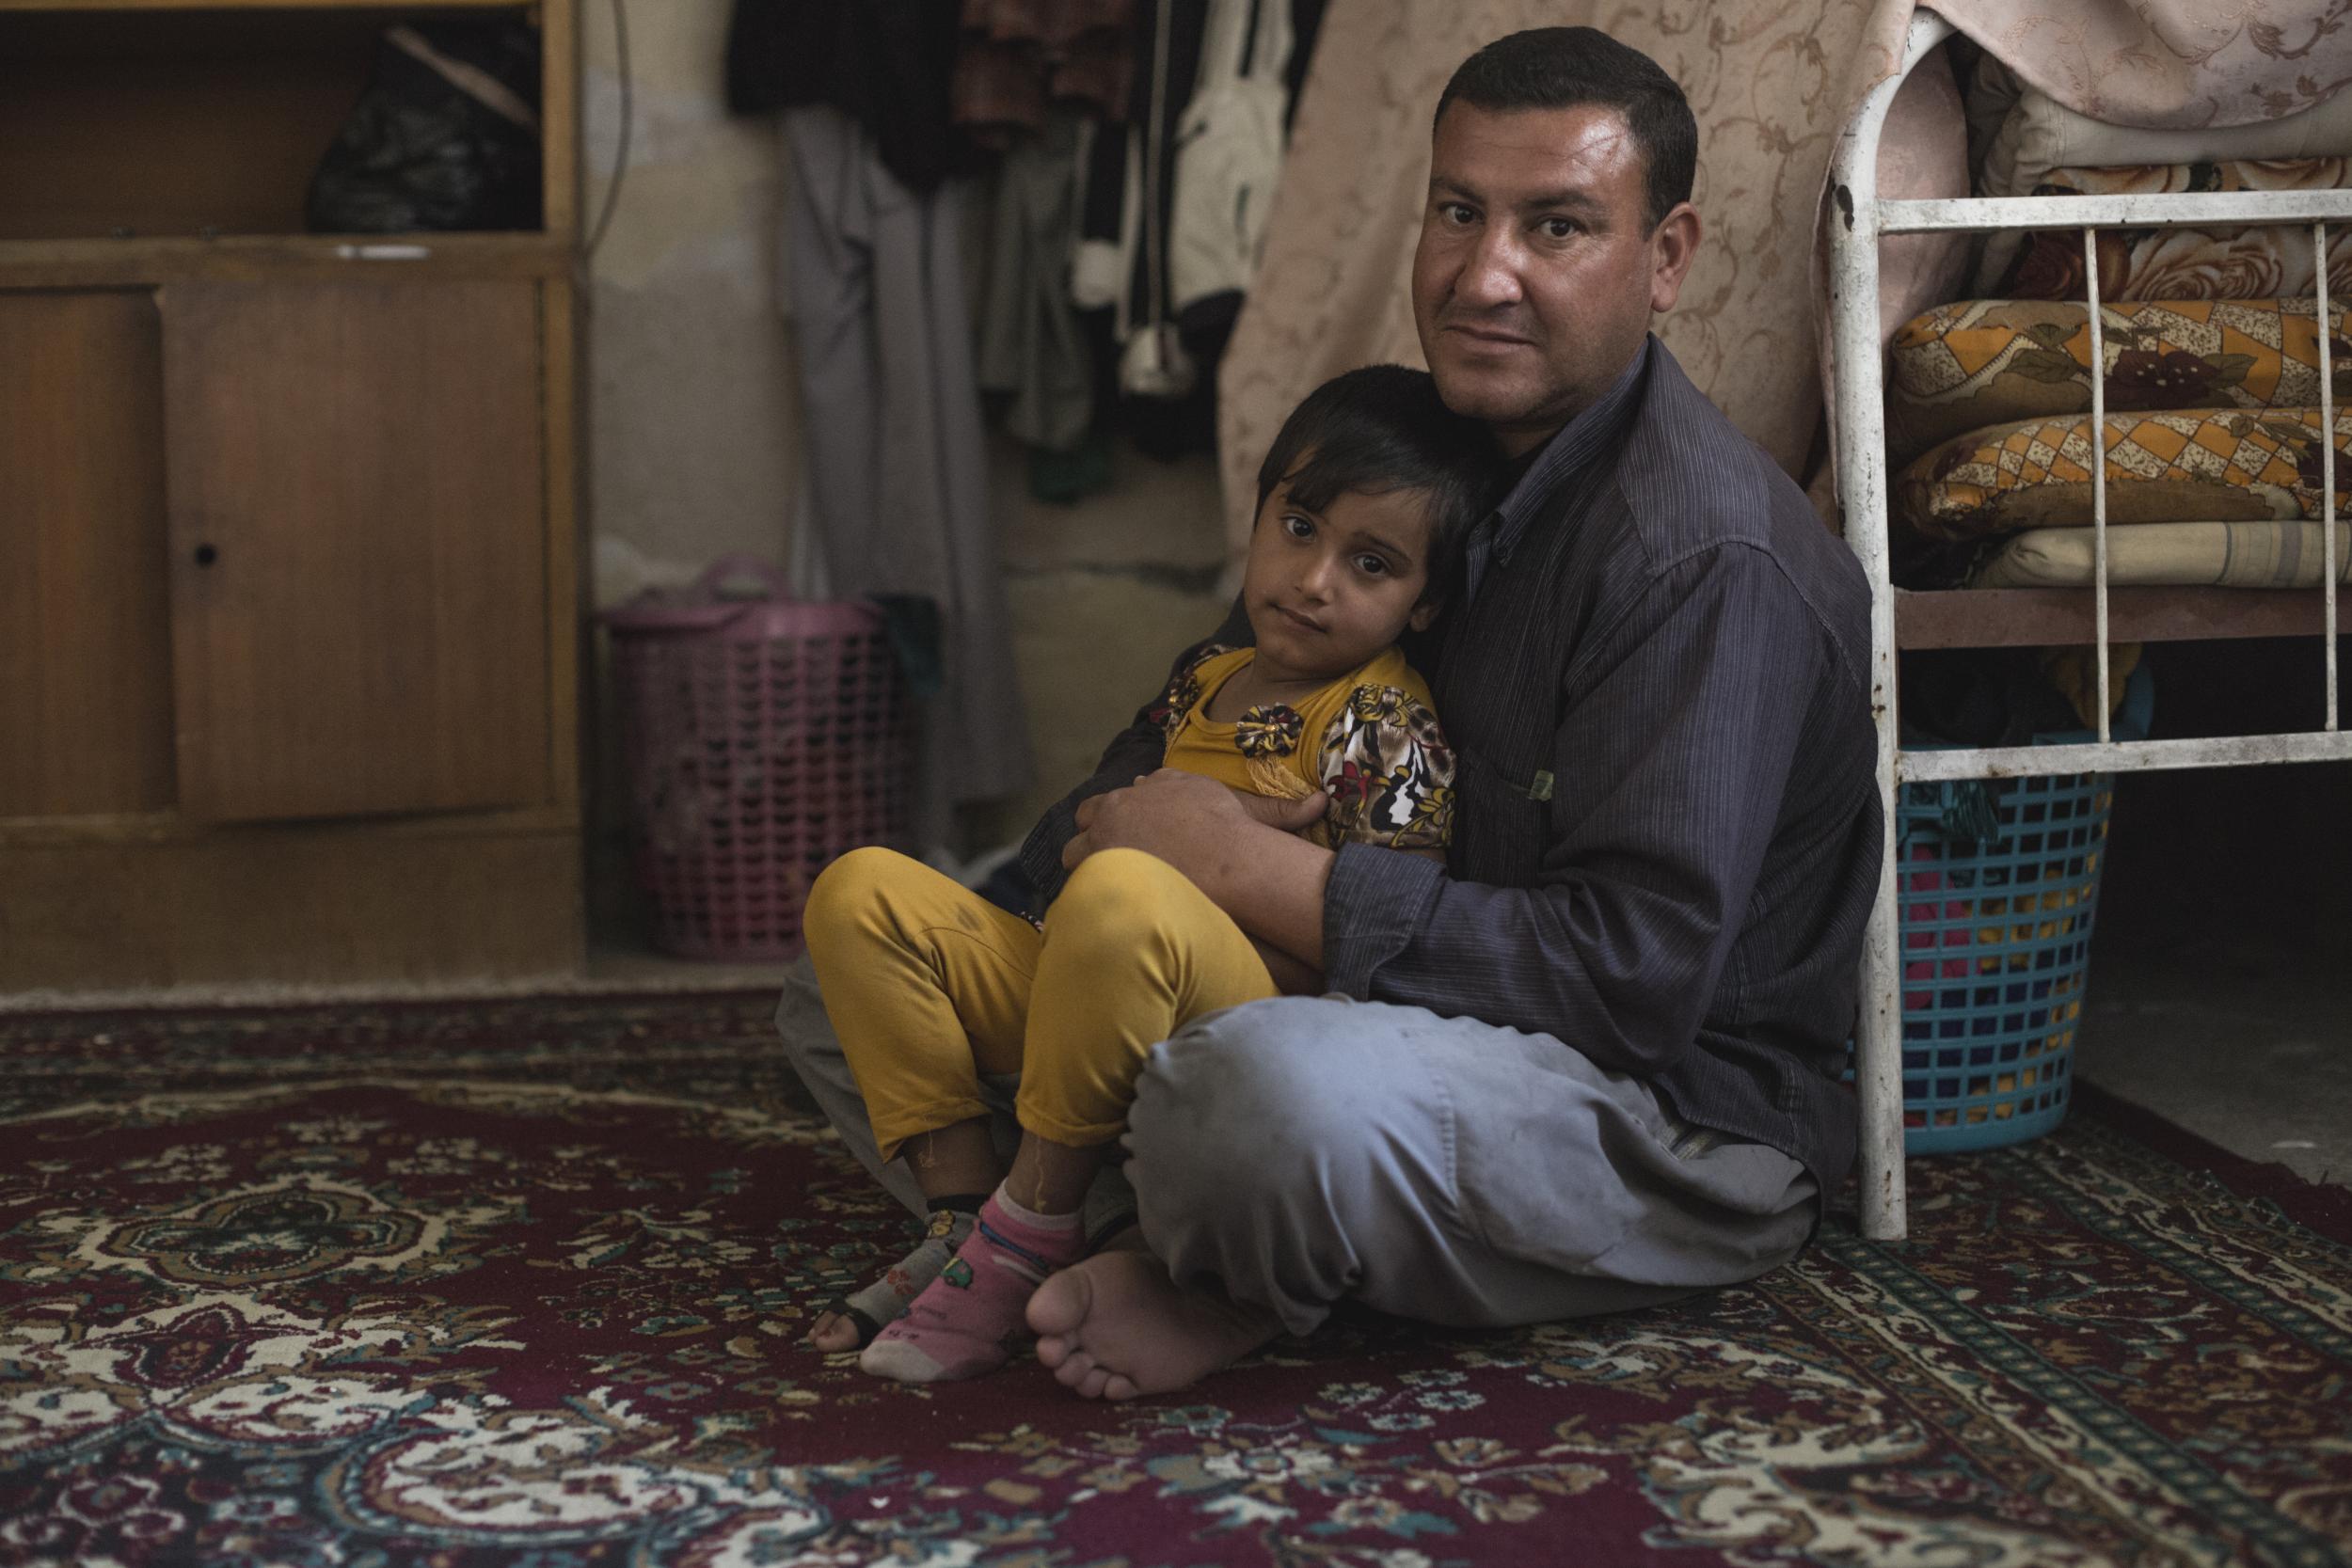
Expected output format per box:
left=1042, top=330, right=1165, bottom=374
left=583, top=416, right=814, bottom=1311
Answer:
left=0, top=0, right=583, bottom=991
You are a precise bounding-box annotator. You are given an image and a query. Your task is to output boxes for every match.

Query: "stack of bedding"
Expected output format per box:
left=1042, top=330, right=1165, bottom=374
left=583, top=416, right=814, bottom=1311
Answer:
left=1886, top=61, right=2352, bottom=594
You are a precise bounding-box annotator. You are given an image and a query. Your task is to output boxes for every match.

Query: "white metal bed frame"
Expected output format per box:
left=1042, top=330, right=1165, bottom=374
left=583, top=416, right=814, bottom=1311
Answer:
left=1828, top=9, right=2352, bottom=1240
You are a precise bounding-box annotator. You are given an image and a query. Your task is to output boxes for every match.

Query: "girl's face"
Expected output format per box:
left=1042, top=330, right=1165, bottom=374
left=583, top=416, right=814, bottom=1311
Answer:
left=1241, top=477, right=1438, bottom=683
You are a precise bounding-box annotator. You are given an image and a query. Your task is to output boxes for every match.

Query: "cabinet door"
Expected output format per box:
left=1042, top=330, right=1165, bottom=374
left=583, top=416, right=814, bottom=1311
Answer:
left=0, top=291, right=174, bottom=817
left=163, top=280, right=549, bottom=822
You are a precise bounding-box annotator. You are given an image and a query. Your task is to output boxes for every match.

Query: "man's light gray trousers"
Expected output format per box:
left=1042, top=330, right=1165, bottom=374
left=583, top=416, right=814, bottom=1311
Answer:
left=774, top=957, right=1820, bottom=1338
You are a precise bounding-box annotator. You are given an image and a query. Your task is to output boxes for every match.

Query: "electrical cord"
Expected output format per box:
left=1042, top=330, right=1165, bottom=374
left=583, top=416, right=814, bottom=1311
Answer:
left=582, top=0, right=630, bottom=259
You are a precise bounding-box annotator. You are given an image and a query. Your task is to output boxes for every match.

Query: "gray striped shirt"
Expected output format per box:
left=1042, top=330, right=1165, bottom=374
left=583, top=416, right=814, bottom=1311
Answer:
left=1021, top=335, right=1880, bottom=1187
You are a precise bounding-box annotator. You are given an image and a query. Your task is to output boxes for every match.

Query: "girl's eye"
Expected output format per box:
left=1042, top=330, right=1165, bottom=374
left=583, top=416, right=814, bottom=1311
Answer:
left=1355, top=554, right=1391, bottom=577
left=1282, top=514, right=1314, bottom=539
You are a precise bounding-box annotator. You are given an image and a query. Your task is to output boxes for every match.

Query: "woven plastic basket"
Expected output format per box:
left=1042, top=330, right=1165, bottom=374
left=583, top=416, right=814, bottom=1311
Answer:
left=1890, top=665, right=2153, bottom=1153
left=601, top=557, right=912, bottom=959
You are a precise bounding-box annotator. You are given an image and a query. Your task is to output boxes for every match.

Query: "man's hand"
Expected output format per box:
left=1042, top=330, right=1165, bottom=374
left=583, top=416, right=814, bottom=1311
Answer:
left=1066, top=768, right=1339, bottom=966
left=1065, top=768, right=1323, bottom=875
left=1231, top=785, right=1330, bottom=834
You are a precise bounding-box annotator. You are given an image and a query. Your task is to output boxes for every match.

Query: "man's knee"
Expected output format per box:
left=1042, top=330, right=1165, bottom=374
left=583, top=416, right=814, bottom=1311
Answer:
left=773, top=953, right=844, bottom=1071
left=1126, top=996, right=1386, bottom=1195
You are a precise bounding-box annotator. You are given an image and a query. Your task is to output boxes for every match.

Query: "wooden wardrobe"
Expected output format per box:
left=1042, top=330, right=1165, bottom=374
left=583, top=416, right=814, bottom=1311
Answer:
left=0, top=0, right=584, bottom=990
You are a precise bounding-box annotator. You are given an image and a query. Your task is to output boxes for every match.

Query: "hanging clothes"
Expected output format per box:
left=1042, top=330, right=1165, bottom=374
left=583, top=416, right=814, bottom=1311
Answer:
left=977, top=111, right=1097, bottom=453
left=968, top=1, right=1327, bottom=471
left=1104, top=0, right=1323, bottom=459
left=1168, top=0, right=1295, bottom=331
left=723, top=0, right=981, bottom=194
left=1108, top=0, right=1219, bottom=457
left=1071, top=92, right=1132, bottom=310
left=953, top=0, right=1136, bottom=147
left=783, top=105, right=1035, bottom=828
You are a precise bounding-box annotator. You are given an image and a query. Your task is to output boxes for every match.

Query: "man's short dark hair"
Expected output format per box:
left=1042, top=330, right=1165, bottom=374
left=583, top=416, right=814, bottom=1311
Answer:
left=1433, top=27, right=1696, bottom=231
left=1254, top=365, right=1501, bottom=607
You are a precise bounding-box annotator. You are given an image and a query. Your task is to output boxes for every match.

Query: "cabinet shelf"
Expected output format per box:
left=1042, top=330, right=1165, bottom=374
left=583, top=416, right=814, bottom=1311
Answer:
left=0, top=2, right=575, bottom=245
left=0, top=232, right=575, bottom=286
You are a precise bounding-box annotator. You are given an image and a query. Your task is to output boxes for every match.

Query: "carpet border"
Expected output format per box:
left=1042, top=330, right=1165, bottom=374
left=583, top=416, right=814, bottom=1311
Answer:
left=2072, top=1080, right=2352, bottom=1242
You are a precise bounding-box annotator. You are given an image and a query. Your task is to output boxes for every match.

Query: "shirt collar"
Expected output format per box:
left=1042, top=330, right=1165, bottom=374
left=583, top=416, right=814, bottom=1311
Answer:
left=1464, top=333, right=1657, bottom=587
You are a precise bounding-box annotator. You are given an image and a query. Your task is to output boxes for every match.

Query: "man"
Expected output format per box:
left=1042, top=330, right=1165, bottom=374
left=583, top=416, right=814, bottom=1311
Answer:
left=780, top=26, right=1880, bottom=1401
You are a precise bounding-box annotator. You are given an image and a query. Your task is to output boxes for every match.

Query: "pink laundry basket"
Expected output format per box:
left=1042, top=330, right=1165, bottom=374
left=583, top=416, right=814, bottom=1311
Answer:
left=600, top=556, right=914, bottom=959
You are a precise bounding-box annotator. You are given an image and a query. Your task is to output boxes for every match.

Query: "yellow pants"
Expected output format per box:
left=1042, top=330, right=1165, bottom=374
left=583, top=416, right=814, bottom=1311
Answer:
left=802, top=846, right=1278, bottom=1160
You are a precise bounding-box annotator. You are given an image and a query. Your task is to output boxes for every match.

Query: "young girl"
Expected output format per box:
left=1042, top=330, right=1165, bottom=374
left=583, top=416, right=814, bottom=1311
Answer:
left=801, top=365, right=1497, bottom=1382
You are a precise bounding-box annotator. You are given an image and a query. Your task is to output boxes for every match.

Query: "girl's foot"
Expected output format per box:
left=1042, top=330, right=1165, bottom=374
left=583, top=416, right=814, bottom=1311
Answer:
left=805, top=1202, right=980, bottom=1352
left=859, top=1188, right=1086, bottom=1382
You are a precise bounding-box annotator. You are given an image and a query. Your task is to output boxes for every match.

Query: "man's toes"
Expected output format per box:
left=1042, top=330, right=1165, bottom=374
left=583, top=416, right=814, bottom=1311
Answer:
left=1074, top=1365, right=1112, bottom=1400
left=1051, top=1348, right=1098, bottom=1389
left=1104, top=1372, right=1139, bottom=1402
left=1034, top=1332, right=1073, bottom=1370
left=1026, top=1266, right=1093, bottom=1339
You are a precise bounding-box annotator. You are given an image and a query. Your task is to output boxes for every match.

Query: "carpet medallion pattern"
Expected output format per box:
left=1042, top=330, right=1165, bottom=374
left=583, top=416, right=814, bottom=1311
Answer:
left=1, top=994, right=2347, bottom=1566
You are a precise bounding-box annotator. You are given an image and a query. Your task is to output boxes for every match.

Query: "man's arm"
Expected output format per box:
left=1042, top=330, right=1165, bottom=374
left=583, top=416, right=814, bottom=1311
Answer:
left=1065, top=664, right=1460, bottom=967
left=1319, top=546, right=1832, bottom=1079
left=1015, top=596, right=1251, bottom=905
left=1068, top=768, right=1335, bottom=959
left=1248, top=936, right=1327, bottom=995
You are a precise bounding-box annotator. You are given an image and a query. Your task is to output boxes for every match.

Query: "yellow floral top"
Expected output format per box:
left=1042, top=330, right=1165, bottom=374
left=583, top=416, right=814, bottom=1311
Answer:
left=1150, top=645, right=1455, bottom=851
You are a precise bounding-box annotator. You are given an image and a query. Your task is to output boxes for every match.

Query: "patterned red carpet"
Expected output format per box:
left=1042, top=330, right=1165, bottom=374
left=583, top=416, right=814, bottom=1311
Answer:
left=2, top=991, right=2348, bottom=1567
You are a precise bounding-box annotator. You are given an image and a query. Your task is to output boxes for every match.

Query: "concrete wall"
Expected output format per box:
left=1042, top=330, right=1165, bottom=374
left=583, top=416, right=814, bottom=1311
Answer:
left=580, top=0, right=1230, bottom=874
left=582, top=0, right=797, bottom=609
left=986, top=432, right=1230, bottom=846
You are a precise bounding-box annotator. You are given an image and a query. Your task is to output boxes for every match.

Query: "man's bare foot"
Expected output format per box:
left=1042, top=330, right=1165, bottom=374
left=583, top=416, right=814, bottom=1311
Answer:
left=1026, top=1250, right=1281, bottom=1400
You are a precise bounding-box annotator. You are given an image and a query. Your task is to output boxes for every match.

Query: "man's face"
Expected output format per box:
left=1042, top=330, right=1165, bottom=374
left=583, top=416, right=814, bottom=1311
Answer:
left=1412, top=101, right=1695, bottom=456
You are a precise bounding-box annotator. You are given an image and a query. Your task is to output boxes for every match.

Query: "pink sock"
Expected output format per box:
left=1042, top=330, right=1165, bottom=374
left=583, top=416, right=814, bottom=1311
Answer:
left=858, top=1186, right=1085, bottom=1384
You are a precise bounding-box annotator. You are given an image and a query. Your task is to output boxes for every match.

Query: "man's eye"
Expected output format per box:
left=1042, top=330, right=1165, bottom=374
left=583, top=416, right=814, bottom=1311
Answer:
left=1541, top=217, right=1581, bottom=240
left=1440, top=202, right=1477, bottom=227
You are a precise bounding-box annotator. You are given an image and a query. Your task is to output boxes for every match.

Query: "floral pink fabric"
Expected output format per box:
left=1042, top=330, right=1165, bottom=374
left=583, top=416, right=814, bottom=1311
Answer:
left=1861, top=0, right=2352, bottom=134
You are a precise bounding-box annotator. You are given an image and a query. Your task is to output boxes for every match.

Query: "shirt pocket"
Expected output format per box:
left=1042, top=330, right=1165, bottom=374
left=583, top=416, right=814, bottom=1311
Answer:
left=1450, top=746, right=1552, bottom=888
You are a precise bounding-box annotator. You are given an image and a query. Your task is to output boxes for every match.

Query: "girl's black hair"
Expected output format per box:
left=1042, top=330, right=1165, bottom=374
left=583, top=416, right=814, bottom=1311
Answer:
left=1253, top=364, right=1502, bottom=607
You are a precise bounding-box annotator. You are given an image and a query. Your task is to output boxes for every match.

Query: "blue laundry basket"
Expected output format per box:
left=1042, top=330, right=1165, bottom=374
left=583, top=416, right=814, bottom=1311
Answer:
left=1885, top=666, right=2153, bottom=1154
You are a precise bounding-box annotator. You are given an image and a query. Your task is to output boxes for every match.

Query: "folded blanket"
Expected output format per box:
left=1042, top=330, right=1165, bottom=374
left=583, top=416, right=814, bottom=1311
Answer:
left=1968, top=519, right=2352, bottom=590
left=1888, top=298, right=2348, bottom=465
left=1898, top=406, right=2351, bottom=541
left=1974, top=159, right=2352, bottom=303
left=1971, top=58, right=2352, bottom=202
